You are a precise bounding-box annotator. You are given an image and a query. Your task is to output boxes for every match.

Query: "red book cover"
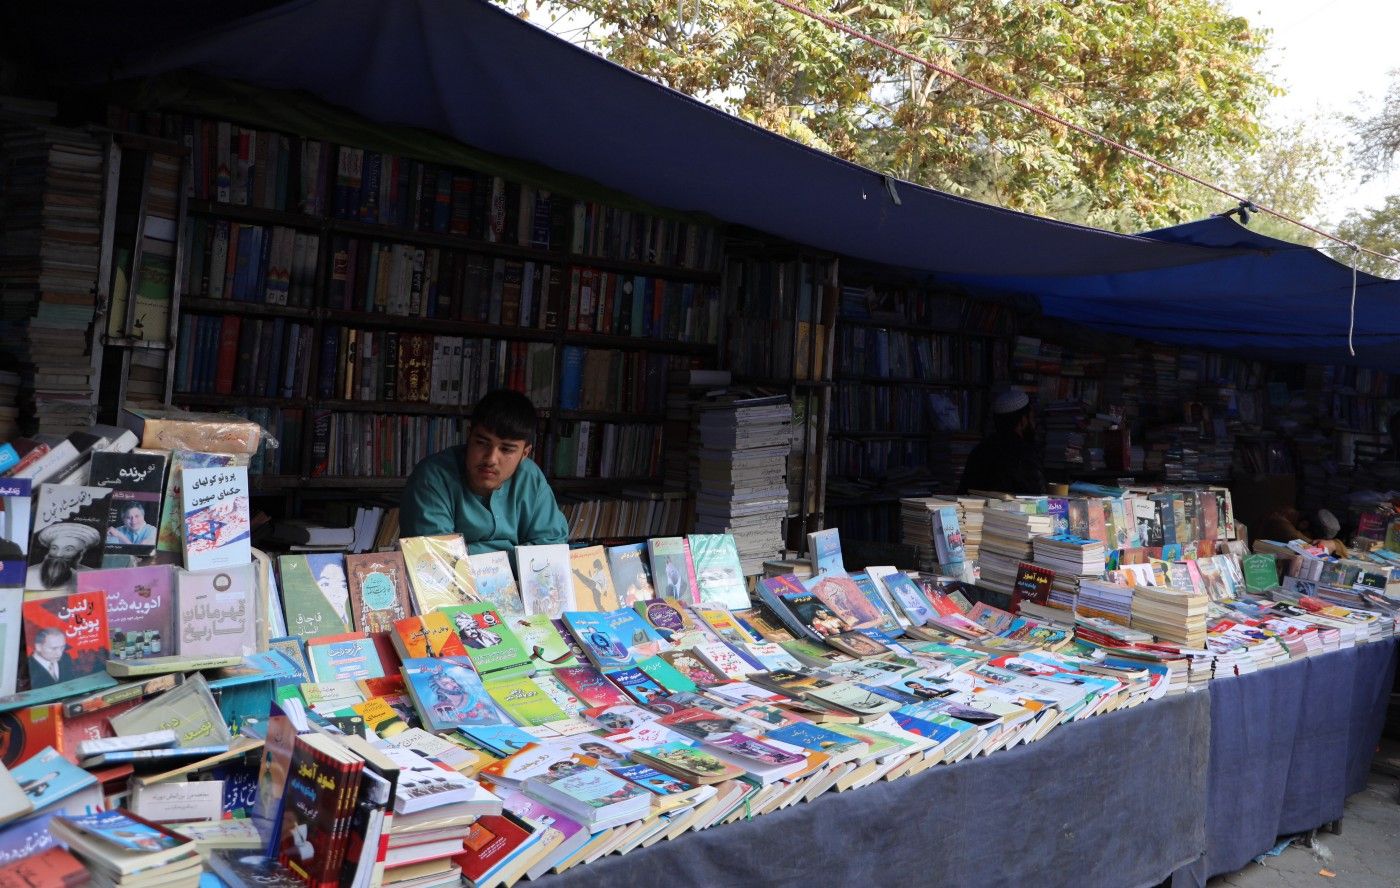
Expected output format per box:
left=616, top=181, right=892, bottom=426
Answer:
left=0, top=703, right=64, bottom=767
left=278, top=736, right=362, bottom=888
left=23, top=592, right=110, bottom=687
left=453, top=812, right=535, bottom=883
left=1010, top=562, right=1056, bottom=613
left=214, top=315, right=242, bottom=395
left=5, top=846, right=89, bottom=887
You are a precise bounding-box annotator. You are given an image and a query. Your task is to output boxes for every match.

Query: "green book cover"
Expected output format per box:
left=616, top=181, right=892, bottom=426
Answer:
left=109, top=673, right=232, bottom=748
left=439, top=603, right=533, bottom=678
left=483, top=674, right=568, bottom=726
left=512, top=613, right=579, bottom=669
left=1242, top=553, right=1278, bottom=592
left=635, top=655, right=697, bottom=694
left=277, top=554, right=352, bottom=639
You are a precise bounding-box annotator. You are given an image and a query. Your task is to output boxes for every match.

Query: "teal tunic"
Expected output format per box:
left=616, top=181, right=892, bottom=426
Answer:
left=399, top=445, right=569, bottom=554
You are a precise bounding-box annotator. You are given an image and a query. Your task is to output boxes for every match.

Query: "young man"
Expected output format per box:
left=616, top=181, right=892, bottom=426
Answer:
left=400, top=389, right=569, bottom=554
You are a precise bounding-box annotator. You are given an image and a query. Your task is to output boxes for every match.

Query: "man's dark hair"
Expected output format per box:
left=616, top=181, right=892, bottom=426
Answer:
left=993, top=403, right=1032, bottom=436
left=471, top=389, right=537, bottom=444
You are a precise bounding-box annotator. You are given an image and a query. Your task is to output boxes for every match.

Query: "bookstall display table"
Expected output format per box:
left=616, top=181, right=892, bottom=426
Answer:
left=1172, top=637, right=1397, bottom=886
left=535, top=691, right=1211, bottom=888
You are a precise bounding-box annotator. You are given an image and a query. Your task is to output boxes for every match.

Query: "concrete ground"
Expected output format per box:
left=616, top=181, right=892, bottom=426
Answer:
left=1208, top=739, right=1400, bottom=888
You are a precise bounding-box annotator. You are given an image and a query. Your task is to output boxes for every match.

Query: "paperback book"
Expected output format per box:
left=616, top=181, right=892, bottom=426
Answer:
left=687, top=534, right=750, bottom=610
left=89, top=451, right=166, bottom=558
left=177, top=564, right=259, bottom=656
left=469, top=550, right=526, bottom=623
left=27, top=484, right=112, bottom=592
left=277, top=554, right=352, bottom=639
left=344, top=552, right=413, bottom=633
left=401, top=657, right=510, bottom=731
left=77, top=565, right=176, bottom=662
left=516, top=544, right=574, bottom=619
left=400, top=534, right=478, bottom=613
left=22, top=592, right=110, bottom=688
left=181, top=466, right=251, bottom=571
left=605, top=542, right=655, bottom=607
left=569, top=545, right=621, bottom=612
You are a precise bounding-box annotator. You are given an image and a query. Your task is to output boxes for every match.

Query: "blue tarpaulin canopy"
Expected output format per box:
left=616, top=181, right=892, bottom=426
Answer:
left=16, top=0, right=1398, bottom=368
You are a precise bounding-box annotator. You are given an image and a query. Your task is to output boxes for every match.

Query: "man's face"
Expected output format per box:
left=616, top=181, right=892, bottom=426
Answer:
left=48, top=536, right=85, bottom=561
left=36, top=634, right=64, bottom=661
left=123, top=507, right=145, bottom=532
left=465, top=426, right=531, bottom=497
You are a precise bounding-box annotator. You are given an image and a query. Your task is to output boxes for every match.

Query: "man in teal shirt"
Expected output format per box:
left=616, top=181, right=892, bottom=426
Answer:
left=400, top=389, right=569, bottom=554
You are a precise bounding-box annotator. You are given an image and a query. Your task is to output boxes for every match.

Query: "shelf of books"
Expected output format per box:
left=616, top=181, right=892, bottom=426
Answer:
left=108, top=109, right=724, bottom=539
left=826, top=278, right=1015, bottom=543
left=722, top=245, right=838, bottom=555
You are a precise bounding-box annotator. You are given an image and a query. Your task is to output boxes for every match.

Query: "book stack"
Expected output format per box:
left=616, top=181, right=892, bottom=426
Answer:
left=977, top=504, right=1055, bottom=595
left=1041, top=400, right=1089, bottom=471
left=1031, top=535, right=1106, bottom=606
left=899, top=496, right=980, bottom=572
left=0, top=126, right=105, bottom=437
left=1130, top=584, right=1209, bottom=648
left=662, top=369, right=731, bottom=526
left=1075, top=578, right=1134, bottom=624
left=51, top=810, right=203, bottom=886
left=693, top=394, right=791, bottom=577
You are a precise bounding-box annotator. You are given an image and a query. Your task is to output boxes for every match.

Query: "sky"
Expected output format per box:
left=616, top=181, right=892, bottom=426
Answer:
left=1227, top=0, right=1400, bottom=224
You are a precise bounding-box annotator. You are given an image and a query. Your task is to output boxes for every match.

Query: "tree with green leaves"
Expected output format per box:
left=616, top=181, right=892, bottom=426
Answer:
left=504, top=0, right=1275, bottom=231
left=1351, top=69, right=1400, bottom=178
left=1331, top=196, right=1400, bottom=278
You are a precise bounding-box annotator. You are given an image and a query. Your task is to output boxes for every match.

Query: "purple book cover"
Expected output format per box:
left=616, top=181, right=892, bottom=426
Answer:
left=77, top=565, right=177, bottom=661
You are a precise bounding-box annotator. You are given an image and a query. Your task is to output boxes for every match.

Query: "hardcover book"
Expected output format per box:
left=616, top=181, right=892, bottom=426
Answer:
left=180, top=466, right=251, bottom=571
left=177, top=564, right=259, bottom=656
left=605, top=542, right=655, bottom=607
left=515, top=544, right=574, bottom=619
left=89, top=450, right=167, bottom=558
left=344, top=552, right=413, bottom=633
left=687, top=534, right=750, bottom=611
left=438, top=603, right=533, bottom=679
left=400, top=534, right=478, bottom=613
left=277, top=554, right=352, bottom=639
left=77, top=564, right=176, bottom=662
left=22, top=592, right=110, bottom=687
left=469, top=550, right=526, bottom=623
left=400, top=657, right=511, bottom=731
left=27, top=484, right=112, bottom=592
left=645, top=537, right=699, bottom=604
left=568, top=545, right=621, bottom=612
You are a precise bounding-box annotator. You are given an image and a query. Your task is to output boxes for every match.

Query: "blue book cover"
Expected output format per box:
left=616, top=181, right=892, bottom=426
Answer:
left=607, top=762, right=694, bottom=795
left=767, top=722, right=865, bottom=756
left=848, top=572, right=904, bottom=636
left=458, top=723, right=538, bottom=758
left=890, top=710, right=964, bottom=743
left=879, top=573, right=935, bottom=626
left=561, top=611, right=634, bottom=671
left=0, top=444, right=18, bottom=475
left=401, top=656, right=510, bottom=731
left=603, top=666, right=668, bottom=707
left=11, top=746, right=97, bottom=813
left=559, top=346, right=584, bottom=410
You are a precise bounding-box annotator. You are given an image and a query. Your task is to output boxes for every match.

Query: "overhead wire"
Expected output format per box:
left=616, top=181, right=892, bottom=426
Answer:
left=762, top=0, right=1400, bottom=271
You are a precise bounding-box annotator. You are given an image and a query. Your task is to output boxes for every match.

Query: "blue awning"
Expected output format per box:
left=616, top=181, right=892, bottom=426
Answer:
left=19, top=0, right=1397, bottom=368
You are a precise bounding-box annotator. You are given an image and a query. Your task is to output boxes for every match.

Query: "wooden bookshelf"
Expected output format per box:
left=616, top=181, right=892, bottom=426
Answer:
left=160, top=110, right=726, bottom=536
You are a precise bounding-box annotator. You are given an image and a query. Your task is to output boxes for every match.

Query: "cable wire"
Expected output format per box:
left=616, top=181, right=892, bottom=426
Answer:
left=765, top=0, right=1400, bottom=269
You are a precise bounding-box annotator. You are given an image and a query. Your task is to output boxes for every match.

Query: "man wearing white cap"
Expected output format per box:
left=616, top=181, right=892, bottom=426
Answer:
left=26, top=522, right=101, bottom=592
left=958, top=389, right=1046, bottom=495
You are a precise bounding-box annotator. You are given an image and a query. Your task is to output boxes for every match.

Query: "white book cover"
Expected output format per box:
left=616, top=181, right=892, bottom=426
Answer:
left=181, top=466, right=251, bottom=571
left=177, top=564, right=259, bottom=656
left=516, top=544, right=575, bottom=619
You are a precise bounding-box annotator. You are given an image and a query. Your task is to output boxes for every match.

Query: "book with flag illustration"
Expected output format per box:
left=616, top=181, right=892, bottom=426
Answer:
left=180, top=466, right=251, bottom=572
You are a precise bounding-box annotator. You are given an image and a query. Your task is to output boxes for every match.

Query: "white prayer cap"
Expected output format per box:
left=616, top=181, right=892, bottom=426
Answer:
left=992, top=390, right=1030, bottom=415
left=1314, top=509, right=1340, bottom=540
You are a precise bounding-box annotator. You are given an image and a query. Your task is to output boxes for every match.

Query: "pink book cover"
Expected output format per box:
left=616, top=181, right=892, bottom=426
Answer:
left=680, top=538, right=701, bottom=606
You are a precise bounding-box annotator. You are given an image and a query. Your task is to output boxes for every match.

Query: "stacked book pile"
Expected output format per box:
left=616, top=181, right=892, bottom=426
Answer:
left=899, top=496, right=985, bottom=573
left=1130, top=585, right=1209, bottom=648
left=663, top=369, right=732, bottom=504
left=978, top=505, right=1054, bottom=595
left=1075, top=578, right=1133, bottom=624
left=1041, top=400, right=1088, bottom=471
left=693, top=394, right=791, bottom=577
left=1031, top=534, right=1106, bottom=607
left=0, top=126, right=105, bottom=436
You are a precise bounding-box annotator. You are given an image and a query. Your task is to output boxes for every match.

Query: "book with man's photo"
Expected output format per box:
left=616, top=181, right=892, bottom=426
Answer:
left=22, top=592, right=110, bottom=689
left=88, top=450, right=166, bottom=559
left=26, top=484, right=112, bottom=593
